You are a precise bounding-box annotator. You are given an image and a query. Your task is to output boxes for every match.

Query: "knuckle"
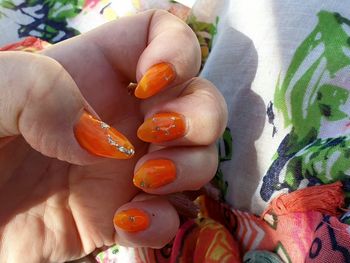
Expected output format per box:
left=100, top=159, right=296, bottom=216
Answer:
left=195, top=78, right=228, bottom=141
left=27, top=56, right=66, bottom=102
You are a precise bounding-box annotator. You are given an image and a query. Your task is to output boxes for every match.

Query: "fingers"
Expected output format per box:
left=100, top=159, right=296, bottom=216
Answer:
left=133, top=10, right=201, bottom=98
left=113, top=195, right=179, bottom=248
left=138, top=78, right=228, bottom=146
left=133, top=144, right=218, bottom=194
left=43, top=9, right=201, bottom=108
left=113, top=78, right=224, bottom=248
left=117, top=145, right=218, bottom=248
left=0, top=52, right=134, bottom=164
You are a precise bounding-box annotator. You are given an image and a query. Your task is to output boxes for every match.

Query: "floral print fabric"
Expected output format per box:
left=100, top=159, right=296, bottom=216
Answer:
left=2, top=1, right=350, bottom=262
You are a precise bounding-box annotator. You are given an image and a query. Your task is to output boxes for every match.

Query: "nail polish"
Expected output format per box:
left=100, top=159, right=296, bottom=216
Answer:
left=133, top=159, right=176, bottom=189
left=114, top=208, right=150, bottom=232
left=137, top=112, right=186, bottom=143
left=74, top=111, right=135, bottom=159
left=135, top=62, right=175, bottom=99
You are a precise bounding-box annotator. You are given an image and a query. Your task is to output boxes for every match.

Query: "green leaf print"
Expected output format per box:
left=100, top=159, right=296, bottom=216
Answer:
left=317, top=84, right=349, bottom=121
left=219, top=128, right=233, bottom=162
left=262, top=11, right=350, bottom=201
left=0, top=10, right=7, bottom=18
left=0, top=0, right=83, bottom=43
left=187, top=15, right=219, bottom=67
left=46, top=0, right=84, bottom=21
left=285, top=136, right=350, bottom=196
left=274, top=11, right=350, bottom=145
left=212, top=128, right=232, bottom=198
left=0, top=0, right=15, bottom=9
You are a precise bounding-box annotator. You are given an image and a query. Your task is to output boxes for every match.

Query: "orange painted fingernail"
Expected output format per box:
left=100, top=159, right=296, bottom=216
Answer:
left=114, top=208, right=150, bottom=232
left=133, top=159, right=176, bottom=189
left=135, top=62, right=176, bottom=99
left=137, top=112, right=186, bottom=143
left=74, top=111, right=135, bottom=159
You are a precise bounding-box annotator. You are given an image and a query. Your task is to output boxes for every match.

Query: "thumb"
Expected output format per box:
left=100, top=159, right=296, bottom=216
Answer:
left=0, top=51, right=134, bottom=164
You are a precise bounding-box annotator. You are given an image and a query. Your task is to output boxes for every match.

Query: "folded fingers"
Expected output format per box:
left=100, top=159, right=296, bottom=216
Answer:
left=138, top=77, right=228, bottom=146
left=114, top=196, right=179, bottom=248
left=133, top=144, right=218, bottom=194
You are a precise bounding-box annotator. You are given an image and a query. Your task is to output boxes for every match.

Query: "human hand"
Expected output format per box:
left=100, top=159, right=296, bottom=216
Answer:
left=0, top=10, right=227, bottom=262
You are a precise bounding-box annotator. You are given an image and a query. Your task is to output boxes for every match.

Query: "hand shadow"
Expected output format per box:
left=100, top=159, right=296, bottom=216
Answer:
left=201, top=23, right=265, bottom=211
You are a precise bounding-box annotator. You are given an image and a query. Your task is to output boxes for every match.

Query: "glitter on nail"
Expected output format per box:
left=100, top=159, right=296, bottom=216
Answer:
left=100, top=122, right=110, bottom=129
left=129, top=216, right=136, bottom=222
left=152, top=116, right=176, bottom=136
left=107, top=135, right=135, bottom=156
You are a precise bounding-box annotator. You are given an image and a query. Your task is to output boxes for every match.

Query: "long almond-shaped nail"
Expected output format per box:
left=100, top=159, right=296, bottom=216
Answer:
left=135, top=62, right=176, bottom=99
left=114, top=208, right=150, bottom=232
left=137, top=112, right=186, bottom=143
left=133, top=159, right=176, bottom=189
left=74, top=111, right=135, bottom=159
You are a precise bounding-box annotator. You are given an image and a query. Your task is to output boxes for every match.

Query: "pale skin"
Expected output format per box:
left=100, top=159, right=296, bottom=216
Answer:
left=0, top=10, right=227, bottom=262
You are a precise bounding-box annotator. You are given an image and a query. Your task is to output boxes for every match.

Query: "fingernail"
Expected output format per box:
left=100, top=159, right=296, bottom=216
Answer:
left=74, top=111, right=135, bottom=159
left=114, top=208, right=150, bottom=232
left=133, top=159, right=176, bottom=189
left=137, top=112, right=186, bottom=143
left=135, top=62, right=176, bottom=99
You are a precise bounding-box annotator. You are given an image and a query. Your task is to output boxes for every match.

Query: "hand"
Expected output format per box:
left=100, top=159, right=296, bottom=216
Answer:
left=0, top=10, right=227, bottom=262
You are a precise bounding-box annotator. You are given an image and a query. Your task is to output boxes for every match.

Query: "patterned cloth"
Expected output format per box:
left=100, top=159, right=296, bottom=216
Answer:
left=2, top=1, right=350, bottom=262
